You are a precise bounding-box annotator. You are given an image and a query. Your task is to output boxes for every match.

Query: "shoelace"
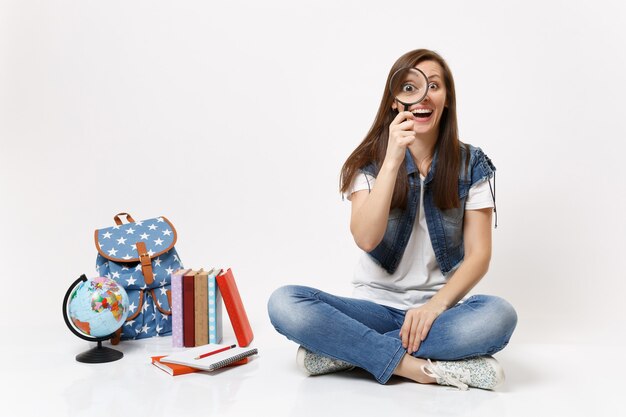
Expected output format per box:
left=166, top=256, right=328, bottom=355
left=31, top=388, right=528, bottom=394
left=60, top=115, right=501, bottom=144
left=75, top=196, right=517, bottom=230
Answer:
left=422, top=359, right=470, bottom=391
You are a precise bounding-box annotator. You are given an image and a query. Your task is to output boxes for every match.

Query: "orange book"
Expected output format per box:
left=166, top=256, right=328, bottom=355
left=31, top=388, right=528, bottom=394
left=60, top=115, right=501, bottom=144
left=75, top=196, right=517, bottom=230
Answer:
left=216, top=268, right=254, bottom=347
left=151, top=355, right=199, bottom=376
left=151, top=355, right=249, bottom=376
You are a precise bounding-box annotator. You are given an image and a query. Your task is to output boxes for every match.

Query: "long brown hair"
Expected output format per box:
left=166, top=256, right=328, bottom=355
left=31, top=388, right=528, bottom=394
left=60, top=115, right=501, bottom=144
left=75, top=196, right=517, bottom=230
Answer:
left=340, top=49, right=464, bottom=210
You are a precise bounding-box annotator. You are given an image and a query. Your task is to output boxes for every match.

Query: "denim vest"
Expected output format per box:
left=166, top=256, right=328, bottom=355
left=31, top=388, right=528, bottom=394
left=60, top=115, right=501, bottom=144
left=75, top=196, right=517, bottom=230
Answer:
left=360, top=144, right=495, bottom=276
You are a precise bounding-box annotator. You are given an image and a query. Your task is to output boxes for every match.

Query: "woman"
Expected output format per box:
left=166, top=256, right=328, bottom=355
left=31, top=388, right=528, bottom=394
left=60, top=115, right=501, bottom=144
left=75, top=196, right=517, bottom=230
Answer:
left=267, top=49, right=517, bottom=390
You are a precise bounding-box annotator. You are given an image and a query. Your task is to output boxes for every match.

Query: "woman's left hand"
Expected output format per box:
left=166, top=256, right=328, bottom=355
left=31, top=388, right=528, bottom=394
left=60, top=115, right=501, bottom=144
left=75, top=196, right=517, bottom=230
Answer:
left=400, top=301, right=448, bottom=355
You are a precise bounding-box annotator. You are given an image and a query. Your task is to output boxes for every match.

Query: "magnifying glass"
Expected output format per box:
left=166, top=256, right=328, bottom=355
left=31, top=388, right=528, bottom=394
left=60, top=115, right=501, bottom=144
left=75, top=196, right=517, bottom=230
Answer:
left=389, top=68, right=429, bottom=111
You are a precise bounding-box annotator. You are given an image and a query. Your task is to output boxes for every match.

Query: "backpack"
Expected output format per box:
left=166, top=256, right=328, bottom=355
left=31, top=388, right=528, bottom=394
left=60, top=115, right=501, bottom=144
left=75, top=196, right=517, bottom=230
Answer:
left=94, top=213, right=183, bottom=343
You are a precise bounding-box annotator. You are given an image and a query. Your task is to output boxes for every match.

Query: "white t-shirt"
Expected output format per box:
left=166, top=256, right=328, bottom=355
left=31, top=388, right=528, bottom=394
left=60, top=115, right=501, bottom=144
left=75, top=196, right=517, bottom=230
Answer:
left=345, top=173, right=494, bottom=310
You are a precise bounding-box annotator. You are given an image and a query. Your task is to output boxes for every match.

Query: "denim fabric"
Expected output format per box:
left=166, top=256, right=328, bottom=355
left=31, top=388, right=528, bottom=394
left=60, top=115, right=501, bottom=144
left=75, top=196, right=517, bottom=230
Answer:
left=361, top=144, right=496, bottom=275
left=268, top=285, right=517, bottom=384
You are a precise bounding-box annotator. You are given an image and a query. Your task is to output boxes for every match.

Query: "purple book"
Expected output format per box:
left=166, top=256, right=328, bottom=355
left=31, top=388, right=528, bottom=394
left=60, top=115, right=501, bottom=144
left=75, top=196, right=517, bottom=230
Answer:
left=171, top=269, right=190, bottom=347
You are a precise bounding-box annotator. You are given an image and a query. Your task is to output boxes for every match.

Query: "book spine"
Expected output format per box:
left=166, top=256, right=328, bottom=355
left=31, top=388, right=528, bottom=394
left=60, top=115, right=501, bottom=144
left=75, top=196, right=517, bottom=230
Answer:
left=171, top=271, right=184, bottom=347
left=208, top=273, right=222, bottom=344
left=216, top=279, right=223, bottom=343
left=182, top=274, right=195, bottom=347
left=194, top=273, right=209, bottom=346
left=216, top=268, right=254, bottom=347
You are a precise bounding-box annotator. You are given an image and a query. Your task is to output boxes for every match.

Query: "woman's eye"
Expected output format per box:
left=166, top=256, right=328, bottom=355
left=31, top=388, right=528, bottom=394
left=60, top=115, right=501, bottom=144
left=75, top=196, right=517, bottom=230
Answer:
left=401, top=84, right=416, bottom=93
left=429, top=82, right=439, bottom=90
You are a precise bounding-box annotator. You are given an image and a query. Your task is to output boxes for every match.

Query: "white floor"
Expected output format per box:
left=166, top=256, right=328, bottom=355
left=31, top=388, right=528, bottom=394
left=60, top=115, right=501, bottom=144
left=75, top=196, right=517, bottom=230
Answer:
left=2, top=323, right=622, bottom=417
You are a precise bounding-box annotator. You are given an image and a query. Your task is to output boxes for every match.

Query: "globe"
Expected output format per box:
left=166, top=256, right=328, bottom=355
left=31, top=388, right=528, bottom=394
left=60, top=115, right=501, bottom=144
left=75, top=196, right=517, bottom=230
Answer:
left=63, top=275, right=130, bottom=363
left=68, top=276, right=129, bottom=337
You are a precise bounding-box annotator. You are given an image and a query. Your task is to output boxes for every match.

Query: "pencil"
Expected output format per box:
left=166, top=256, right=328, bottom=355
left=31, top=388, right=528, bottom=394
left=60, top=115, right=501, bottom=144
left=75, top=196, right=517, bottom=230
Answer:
left=194, top=344, right=237, bottom=360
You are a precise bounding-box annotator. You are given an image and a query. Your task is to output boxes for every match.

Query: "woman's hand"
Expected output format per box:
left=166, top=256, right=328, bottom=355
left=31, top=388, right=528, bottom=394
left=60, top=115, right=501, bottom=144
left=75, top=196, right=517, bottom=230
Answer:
left=400, top=300, right=447, bottom=355
left=385, top=111, right=416, bottom=168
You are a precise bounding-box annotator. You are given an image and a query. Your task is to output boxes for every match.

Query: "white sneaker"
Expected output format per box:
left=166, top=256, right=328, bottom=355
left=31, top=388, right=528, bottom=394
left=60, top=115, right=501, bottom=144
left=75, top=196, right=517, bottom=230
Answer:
left=296, top=346, right=354, bottom=376
left=421, top=356, right=505, bottom=391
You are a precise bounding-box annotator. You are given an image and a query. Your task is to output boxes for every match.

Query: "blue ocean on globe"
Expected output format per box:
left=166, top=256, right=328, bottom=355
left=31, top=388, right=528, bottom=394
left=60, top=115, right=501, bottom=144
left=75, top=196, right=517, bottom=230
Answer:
left=68, top=276, right=130, bottom=338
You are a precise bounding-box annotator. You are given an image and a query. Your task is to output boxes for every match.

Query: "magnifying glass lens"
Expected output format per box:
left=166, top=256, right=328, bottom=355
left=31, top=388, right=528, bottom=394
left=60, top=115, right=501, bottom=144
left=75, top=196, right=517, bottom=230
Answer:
left=390, top=68, right=429, bottom=108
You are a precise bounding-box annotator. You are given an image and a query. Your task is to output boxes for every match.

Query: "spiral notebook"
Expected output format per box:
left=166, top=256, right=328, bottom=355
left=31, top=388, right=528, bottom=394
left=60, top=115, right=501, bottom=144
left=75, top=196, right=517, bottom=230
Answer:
left=160, top=343, right=258, bottom=372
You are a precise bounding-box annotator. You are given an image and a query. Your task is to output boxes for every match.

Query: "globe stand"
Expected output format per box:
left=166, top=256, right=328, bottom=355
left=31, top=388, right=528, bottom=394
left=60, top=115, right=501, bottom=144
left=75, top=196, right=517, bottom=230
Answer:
left=76, top=340, right=124, bottom=364
left=63, top=274, right=125, bottom=364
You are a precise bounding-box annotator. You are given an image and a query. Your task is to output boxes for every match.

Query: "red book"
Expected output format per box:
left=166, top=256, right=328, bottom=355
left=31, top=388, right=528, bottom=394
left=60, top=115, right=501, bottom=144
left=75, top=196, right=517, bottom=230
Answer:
left=182, top=270, right=197, bottom=347
left=151, top=355, right=249, bottom=376
left=216, top=268, right=254, bottom=347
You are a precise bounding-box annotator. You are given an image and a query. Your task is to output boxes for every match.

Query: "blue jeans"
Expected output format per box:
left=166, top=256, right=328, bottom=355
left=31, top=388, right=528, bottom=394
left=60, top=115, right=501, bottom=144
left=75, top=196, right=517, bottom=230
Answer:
left=267, top=285, right=517, bottom=384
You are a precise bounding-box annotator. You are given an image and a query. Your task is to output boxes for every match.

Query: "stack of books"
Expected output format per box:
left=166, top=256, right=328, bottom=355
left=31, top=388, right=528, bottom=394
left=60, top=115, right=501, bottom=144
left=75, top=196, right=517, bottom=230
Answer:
left=153, top=267, right=256, bottom=376
left=170, top=267, right=254, bottom=348
left=152, top=344, right=257, bottom=376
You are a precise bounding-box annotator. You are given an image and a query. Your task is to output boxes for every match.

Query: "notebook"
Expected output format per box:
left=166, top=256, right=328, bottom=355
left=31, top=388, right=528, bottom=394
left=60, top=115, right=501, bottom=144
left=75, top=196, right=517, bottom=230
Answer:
left=160, top=343, right=258, bottom=372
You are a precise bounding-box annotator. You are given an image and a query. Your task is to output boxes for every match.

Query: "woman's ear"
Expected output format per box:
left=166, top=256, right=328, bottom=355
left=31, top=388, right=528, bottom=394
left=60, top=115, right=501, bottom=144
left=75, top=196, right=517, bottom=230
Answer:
left=391, top=100, right=398, bottom=111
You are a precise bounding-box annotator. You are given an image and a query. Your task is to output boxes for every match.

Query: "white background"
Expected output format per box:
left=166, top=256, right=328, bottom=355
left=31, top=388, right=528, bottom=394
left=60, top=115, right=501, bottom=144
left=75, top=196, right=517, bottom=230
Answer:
left=2, top=0, right=626, bottom=355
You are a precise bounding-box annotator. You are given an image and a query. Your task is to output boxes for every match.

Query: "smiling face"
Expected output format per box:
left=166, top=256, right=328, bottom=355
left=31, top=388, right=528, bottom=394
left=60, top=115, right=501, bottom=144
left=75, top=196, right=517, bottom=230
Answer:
left=392, top=60, right=447, bottom=137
